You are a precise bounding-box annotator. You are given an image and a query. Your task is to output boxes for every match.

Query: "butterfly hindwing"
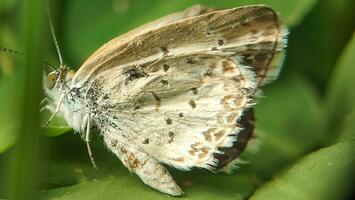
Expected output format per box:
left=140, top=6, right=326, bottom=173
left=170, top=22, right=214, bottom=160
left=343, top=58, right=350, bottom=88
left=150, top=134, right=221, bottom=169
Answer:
left=87, top=54, right=254, bottom=170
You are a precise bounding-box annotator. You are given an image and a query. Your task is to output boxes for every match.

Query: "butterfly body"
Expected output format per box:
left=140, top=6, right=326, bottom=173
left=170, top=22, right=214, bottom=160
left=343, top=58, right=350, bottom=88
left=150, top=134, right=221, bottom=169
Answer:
left=44, top=5, right=287, bottom=196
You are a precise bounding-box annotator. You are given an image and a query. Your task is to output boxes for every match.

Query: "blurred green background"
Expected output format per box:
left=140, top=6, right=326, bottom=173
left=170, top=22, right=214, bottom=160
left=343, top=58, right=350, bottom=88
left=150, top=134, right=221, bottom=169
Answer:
left=0, top=0, right=354, bottom=199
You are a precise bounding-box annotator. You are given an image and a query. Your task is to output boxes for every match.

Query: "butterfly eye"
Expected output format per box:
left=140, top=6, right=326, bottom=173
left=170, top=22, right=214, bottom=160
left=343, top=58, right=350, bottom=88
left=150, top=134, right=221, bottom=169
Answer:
left=46, top=71, right=58, bottom=90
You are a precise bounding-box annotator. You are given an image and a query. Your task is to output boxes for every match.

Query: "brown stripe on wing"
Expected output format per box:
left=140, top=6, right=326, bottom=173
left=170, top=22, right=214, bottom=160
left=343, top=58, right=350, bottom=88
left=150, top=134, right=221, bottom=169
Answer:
left=212, top=108, right=255, bottom=171
left=216, top=6, right=285, bottom=88
left=237, top=7, right=286, bottom=88
left=240, top=41, right=285, bottom=88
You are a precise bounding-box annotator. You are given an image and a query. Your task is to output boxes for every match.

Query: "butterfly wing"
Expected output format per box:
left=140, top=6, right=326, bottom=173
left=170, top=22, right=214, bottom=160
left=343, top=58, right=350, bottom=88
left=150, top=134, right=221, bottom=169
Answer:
left=78, top=5, right=287, bottom=171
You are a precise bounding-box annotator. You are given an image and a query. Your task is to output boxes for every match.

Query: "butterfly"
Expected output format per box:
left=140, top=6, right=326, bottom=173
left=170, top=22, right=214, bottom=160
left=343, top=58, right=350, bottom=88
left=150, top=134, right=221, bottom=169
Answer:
left=43, top=4, right=287, bottom=196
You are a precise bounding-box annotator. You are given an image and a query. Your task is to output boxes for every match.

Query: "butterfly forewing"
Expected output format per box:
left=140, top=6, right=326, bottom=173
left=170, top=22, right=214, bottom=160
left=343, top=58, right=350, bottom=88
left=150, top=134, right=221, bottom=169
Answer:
left=73, top=5, right=286, bottom=88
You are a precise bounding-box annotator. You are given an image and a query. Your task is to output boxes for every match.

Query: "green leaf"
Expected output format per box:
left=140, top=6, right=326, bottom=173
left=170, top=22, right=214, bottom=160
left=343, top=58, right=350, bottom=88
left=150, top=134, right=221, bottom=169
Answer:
left=38, top=153, right=257, bottom=200
left=40, top=110, right=72, bottom=137
left=326, top=34, right=355, bottom=130
left=336, top=110, right=355, bottom=143
left=285, top=0, right=354, bottom=90
left=63, top=0, right=317, bottom=64
left=248, top=77, right=324, bottom=179
left=250, top=141, right=355, bottom=200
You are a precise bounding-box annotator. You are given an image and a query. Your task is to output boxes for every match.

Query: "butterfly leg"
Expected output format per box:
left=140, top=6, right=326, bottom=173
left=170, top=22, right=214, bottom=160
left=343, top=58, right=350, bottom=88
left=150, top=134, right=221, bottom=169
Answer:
left=39, top=104, right=55, bottom=113
left=84, top=113, right=97, bottom=169
left=103, top=135, right=183, bottom=196
left=45, top=92, right=65, bottom=126
left=39, top=97, right=56, bottom=113
left=40, top=97, right=51, bottom=106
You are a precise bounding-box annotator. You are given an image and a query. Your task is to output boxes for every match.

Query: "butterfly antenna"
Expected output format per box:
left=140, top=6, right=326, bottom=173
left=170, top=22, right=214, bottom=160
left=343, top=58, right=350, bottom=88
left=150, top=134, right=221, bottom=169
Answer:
left=46, top=5, right=64, bottom=67
left=44, top=59, right=59, bottom=72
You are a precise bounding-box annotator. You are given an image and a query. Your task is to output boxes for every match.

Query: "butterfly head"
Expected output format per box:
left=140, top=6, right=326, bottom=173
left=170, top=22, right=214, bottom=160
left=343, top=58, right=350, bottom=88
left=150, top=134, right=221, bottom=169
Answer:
left=44, top=66, right=76, bottom=90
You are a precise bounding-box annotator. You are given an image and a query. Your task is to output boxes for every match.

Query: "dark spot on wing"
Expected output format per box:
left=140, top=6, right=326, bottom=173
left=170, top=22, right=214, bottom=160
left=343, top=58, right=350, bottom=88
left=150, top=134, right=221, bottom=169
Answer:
left=160, top=79, right=169, bottom=85
left=103, top=94, right=109, bottom=100
left=178, top=113, right=184, bottom=117
left=142, top=138, right=149, bottom=144
left=160, top=46, right=169, bottom=54
left=211, top=47, right=218, bottom=51
left=187, top=58, right=195, bottom=64
left=163, top=64, right=170, bottom=72
left=152, top=92, right=161, bottom=109
left=217, top=39, right=224, bottom=46
left=125, top=68, right=148, bottom=85
left=166, top=118, right=172, bottom=125
left=111, top=140, right=118, bottom=148
left=120, top=147, right=127, bottom=153
left=191, top=87, right=198, bottom=95
left=188, top=99, right=196, bottom=109
left=168, top=131, right=175, bottom=143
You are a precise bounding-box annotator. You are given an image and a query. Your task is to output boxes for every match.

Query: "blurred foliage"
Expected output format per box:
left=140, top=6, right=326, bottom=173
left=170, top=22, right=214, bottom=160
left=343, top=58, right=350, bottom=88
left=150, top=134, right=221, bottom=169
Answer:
left=250, top=77, right=324, bottom=179
left=326, top=35, right=355, bottom=135
left=0, top=0, right=18, bottom=13
left=1, top=0, right=45, bottom=200
left=250, top=142, right=355, bottom=200
left=0, top=0, right=354, bottom=199
left=286, top=0, right=354, bottom=91
left=0, top=76, right=20, bottom=153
